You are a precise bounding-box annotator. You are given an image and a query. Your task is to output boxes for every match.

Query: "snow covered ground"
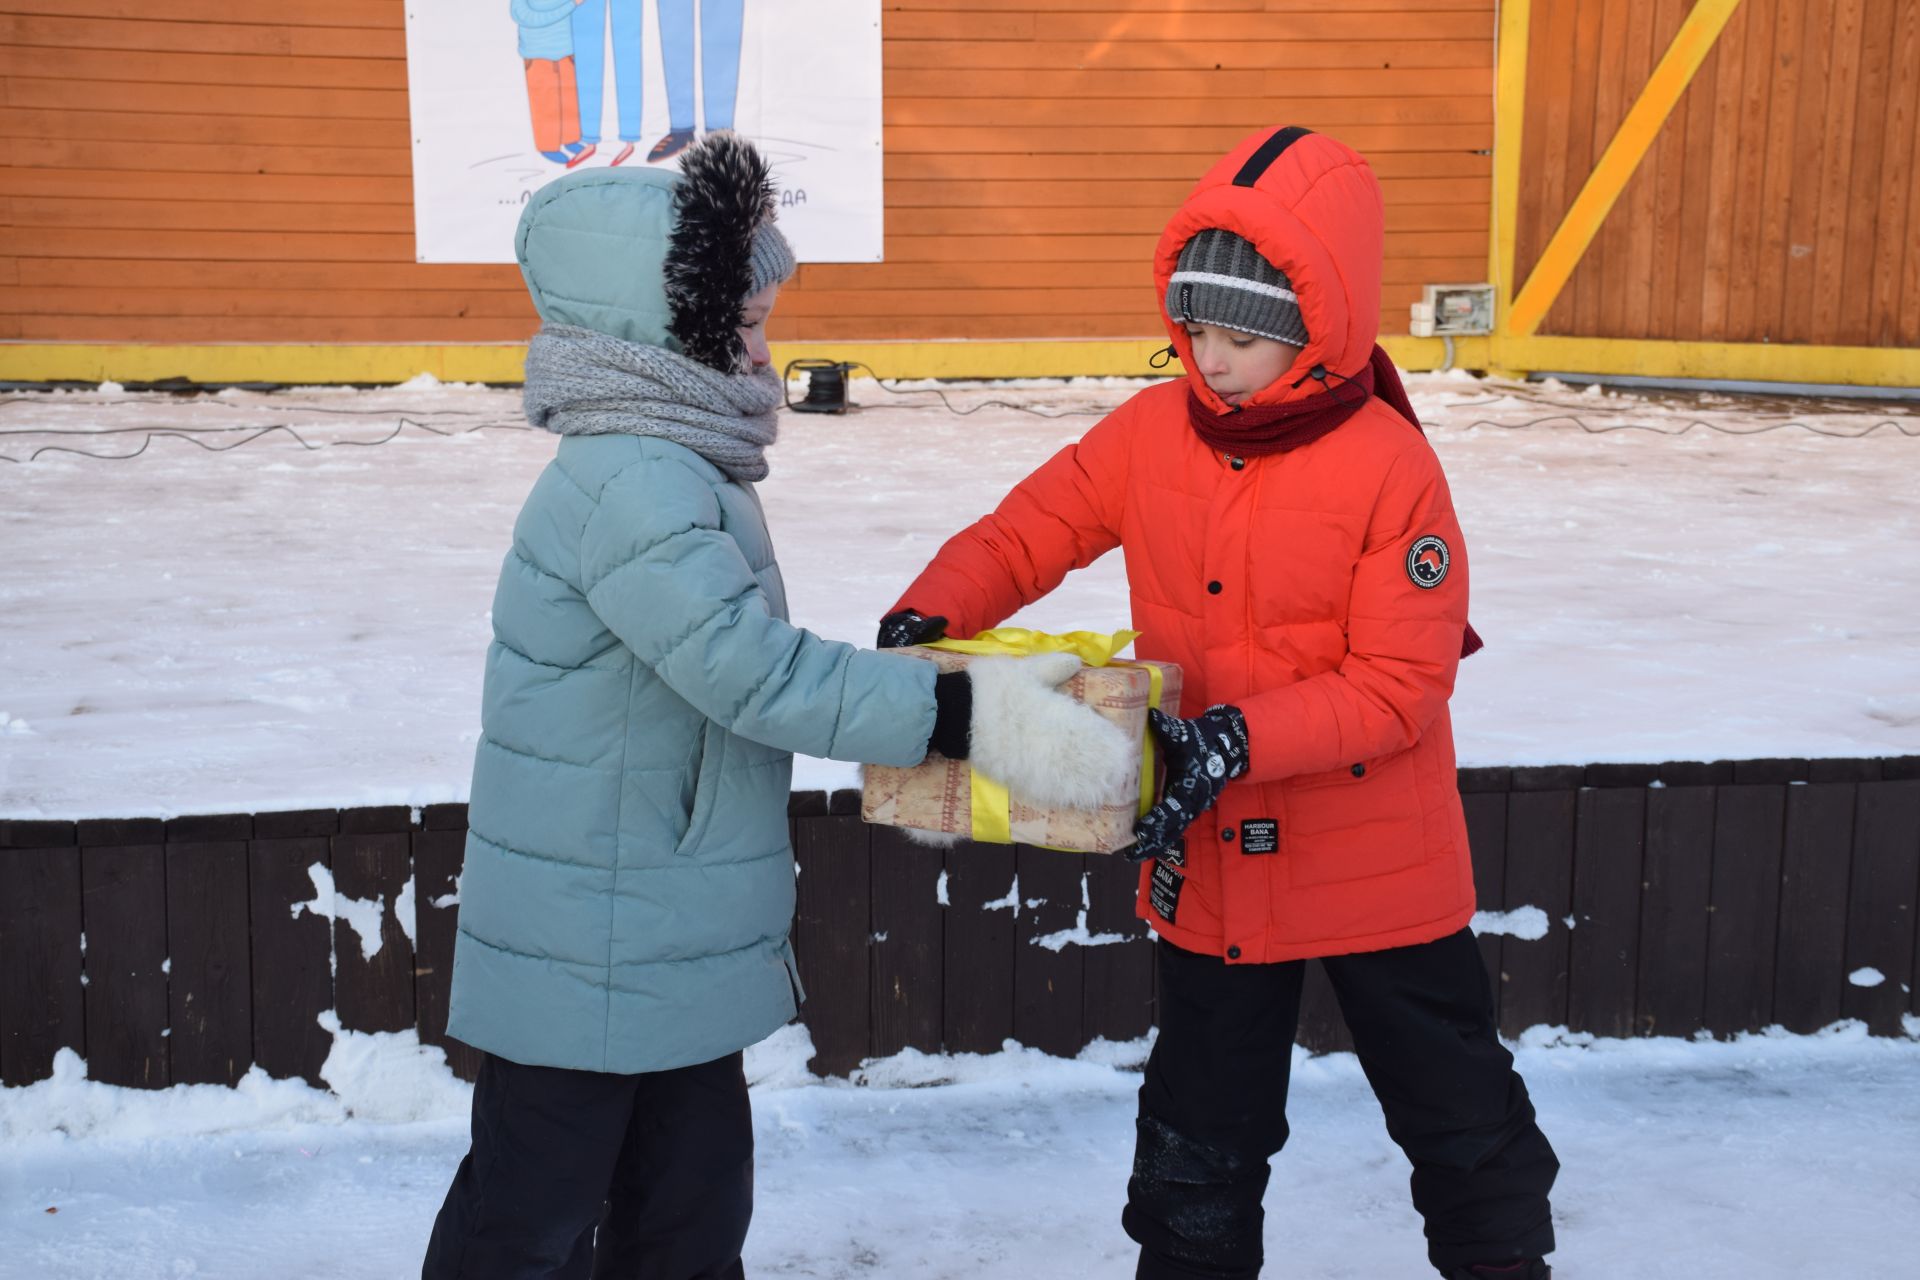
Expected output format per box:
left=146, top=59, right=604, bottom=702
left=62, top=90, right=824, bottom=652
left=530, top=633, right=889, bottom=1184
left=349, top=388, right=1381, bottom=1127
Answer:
left=5, top=376, right=1920, bottom=1277
left=3, top=1022, right=1918, bottom=1278
left=1, top=373, right=1917, bottom=819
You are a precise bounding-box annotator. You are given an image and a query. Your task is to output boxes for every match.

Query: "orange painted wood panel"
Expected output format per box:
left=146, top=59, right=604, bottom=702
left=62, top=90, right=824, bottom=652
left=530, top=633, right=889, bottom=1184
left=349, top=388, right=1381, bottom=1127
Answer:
left=0, top=287, right=536, bottom=321
left=1513, top=0, right=1915, bottom=349
left=888, top=0, right=1489, bottom=10
left=0, top=15, right=404, bottom=60
left=16, top=259, right=521, bottom=293
left=8, top=75, right=409, bottom=121
left=0, top=108, right=412, bottom=150
left=13, top=45, right=409, bottom=91
left=1722, top=0, right=1778, bottom=342
left=2, top=168, right=412, bottom=205
left=1866, top=2, right=1918, bottom=347
left=1642, top=0, right=1690, bottom=340
left=1749, top=0, right=1808, bottom=342
left=888, top=150, right=1491, bottom=179
left=2, top=2, right=401, bottom=29
left=885, top=94, right=1494, bottom=127
left=4, top=2, right=1496, bottom=346
left=887, top=66, right=1489, bottom=96
left=1779, top=5, right=1838, bottom=344
left=883, top=39, right=1492, bottom=71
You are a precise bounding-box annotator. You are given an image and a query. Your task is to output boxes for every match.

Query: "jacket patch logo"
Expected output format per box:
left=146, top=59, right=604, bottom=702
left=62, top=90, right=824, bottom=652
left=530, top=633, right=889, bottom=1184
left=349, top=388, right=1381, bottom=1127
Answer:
left=1149, top=860, right=1183, bottom=924
left=1406, top=535, right=1450, bottom=589
left=1239, top=819, right=1279, bottom=855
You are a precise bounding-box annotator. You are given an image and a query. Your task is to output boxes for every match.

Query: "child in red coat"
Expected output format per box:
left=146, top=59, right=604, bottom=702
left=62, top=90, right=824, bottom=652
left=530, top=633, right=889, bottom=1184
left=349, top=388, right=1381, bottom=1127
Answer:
left=881, top=127, right=1559, bottom=1279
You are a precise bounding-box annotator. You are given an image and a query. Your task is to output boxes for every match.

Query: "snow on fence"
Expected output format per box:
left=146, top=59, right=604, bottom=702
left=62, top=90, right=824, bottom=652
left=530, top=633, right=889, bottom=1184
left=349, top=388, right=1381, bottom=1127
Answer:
left=2, top=759, right=1917, bottom=1090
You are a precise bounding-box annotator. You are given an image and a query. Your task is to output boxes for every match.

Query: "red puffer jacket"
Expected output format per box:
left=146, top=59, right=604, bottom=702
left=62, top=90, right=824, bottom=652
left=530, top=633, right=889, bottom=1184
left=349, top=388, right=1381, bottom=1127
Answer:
left=893, top=129, right=1476, bottom=962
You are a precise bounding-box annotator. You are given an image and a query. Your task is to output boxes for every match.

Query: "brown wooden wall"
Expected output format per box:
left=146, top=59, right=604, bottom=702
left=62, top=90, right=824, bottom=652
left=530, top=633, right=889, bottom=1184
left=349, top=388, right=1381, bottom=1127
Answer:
left=1513, top=0, right=1920, bottom=347
left=0, top=0, right=1494, bottom=347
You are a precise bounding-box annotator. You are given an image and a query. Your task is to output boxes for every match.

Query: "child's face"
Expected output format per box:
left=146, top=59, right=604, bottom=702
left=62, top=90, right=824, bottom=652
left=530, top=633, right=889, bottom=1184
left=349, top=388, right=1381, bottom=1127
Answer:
left=1182, top=322, right=1303, bottom=406
left=740, top=284, right=779, bottom=369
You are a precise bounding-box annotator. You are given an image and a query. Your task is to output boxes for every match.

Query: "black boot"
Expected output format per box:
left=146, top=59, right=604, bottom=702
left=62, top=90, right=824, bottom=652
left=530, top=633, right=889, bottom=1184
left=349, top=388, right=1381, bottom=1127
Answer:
left=1443, top=1261, right=1550, bottom=1280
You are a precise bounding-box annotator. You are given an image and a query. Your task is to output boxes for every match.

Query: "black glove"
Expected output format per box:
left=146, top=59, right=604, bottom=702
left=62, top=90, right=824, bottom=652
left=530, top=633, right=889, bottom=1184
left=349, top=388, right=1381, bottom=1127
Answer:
left=927, top=671, right=971, bottom=760
left=1126, top=705, right=1251, bottom=864
left=877, top=608, right=948, bottom=650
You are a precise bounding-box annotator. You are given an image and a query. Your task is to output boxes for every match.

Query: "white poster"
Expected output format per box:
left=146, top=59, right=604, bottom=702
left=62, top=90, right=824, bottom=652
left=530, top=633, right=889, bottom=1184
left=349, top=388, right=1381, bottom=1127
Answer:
left=404, top=0, right=883, bottom=264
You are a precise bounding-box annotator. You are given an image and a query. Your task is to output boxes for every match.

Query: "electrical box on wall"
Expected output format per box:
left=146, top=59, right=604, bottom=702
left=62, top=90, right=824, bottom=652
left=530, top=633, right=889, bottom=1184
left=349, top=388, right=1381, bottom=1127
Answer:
left=1408, top=284, right=1496, bottom=337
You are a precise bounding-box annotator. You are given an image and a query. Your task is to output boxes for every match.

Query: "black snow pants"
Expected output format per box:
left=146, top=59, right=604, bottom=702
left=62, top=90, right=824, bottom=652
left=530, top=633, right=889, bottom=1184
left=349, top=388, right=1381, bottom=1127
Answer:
left=1124, top=930, right=1559, bottom=1279
left=422, top=1050, right=754, bottom=1280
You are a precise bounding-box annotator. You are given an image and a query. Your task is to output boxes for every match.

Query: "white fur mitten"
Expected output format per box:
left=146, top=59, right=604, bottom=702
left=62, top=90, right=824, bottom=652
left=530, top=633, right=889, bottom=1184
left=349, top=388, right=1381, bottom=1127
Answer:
left=965, top=653, right=1136, bottom=810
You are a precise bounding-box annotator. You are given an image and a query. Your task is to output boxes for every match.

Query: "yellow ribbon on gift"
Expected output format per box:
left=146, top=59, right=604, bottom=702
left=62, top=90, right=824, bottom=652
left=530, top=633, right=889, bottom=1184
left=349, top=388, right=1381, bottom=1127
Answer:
left=922, top=627, right=1165, bottom=846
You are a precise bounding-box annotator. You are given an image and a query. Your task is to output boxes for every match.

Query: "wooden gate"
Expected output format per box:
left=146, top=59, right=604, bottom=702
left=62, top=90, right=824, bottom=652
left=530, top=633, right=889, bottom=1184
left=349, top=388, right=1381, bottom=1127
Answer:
left=1485, top=0, right=1920, bottom=387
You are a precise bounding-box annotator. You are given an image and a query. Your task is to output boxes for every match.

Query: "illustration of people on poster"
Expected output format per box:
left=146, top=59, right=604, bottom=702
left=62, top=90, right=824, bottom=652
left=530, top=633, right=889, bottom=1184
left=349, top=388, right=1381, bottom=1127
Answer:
left=405, top=0, right=883, bottom=263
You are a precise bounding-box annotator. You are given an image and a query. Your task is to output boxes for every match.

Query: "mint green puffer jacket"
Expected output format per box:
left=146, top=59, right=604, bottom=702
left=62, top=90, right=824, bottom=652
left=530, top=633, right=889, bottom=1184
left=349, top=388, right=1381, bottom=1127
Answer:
left=446, top=169, right=937, bottom=1073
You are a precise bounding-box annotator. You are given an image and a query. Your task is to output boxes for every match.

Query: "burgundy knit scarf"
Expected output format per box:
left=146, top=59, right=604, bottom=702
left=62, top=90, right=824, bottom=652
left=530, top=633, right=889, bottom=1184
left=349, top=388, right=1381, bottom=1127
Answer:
left=1186, top=343, right=1484, bottom=657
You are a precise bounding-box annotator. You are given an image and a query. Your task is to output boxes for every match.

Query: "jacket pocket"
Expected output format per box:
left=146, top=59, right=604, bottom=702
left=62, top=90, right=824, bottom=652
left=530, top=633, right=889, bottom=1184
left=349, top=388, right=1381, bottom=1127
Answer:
left=1281, top=746, right=1429, bottom=887
left=673, top=721, right=727, bottom=858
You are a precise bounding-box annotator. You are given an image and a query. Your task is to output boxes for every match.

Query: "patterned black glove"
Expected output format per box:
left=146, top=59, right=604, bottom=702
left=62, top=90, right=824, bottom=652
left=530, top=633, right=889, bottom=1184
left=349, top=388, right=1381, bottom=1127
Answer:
left=877, top=608, right=948, bottom=650
left=1126, top=705, right=1251, bottom=864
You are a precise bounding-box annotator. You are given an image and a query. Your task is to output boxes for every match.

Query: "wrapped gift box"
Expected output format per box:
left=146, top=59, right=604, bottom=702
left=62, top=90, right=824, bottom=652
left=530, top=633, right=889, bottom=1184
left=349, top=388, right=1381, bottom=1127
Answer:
left=861, top=645, right=1182, bottom=855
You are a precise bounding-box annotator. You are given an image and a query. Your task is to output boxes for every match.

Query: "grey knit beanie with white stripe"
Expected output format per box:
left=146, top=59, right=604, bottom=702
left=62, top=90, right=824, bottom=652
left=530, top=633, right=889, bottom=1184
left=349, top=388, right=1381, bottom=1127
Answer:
left=1166, top=228, right=1309, bottom=346
left=749, top=224, right=795, bottom=296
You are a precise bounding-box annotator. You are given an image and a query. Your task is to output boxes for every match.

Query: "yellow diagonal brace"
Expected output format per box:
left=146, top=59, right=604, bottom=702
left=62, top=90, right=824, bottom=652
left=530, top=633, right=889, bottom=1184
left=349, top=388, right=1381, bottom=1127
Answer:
left=1490, top=0, right=1531, bottom=327
left=1505, top=0, right=1744, bottom=338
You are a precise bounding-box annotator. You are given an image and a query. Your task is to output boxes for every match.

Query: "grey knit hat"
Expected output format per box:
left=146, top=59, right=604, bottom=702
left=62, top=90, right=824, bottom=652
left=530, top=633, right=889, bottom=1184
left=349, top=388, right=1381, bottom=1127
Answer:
left=1166, top=228, right=1309, bottom=346
left=749, top=223, right=796, bottom=296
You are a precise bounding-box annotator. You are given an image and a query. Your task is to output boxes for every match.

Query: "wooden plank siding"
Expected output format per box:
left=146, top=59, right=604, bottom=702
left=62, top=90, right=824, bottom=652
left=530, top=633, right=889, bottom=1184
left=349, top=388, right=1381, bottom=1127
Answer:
left=0, top=1, right=1495, bottom=348
left=1512, top=0, right=1920, bottom=348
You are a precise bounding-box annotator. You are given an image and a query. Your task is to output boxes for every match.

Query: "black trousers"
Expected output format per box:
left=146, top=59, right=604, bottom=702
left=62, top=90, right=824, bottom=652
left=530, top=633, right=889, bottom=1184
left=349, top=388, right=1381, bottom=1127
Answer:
left=422, top=1051, right=754, bottom=1280
left=1124, top=930, right=1559, bottom=1279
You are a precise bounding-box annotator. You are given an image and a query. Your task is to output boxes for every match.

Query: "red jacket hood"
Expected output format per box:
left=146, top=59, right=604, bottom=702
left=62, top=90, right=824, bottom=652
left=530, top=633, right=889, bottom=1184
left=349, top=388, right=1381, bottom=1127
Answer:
left=1155, top=127, right=1385, bottom=414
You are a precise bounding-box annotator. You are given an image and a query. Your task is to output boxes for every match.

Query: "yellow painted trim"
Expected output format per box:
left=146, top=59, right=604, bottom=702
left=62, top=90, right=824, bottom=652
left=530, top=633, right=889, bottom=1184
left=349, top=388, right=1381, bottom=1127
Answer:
left=1, top=337, right=1499, bottom=386
left=1504, top=0, right=1743, bottom=338
left=0, top=344, right=531, bottom=386
left=1491, top=0, right=1531, bottom=325
left=1497, top=336, right=1920, bottom=387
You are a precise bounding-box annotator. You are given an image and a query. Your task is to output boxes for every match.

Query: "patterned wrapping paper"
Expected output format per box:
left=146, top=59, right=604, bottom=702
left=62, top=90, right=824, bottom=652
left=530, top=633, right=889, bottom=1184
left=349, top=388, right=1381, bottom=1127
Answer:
left=860, top=647, right=1183, bottom=855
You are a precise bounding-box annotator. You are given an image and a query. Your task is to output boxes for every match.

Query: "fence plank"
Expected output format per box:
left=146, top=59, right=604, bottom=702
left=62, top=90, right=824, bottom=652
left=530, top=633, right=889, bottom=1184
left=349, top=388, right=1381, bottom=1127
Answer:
left=1296, top=958, right=1352, bottom=1054
left=793, top=814, right=872, bottom=1077
left=164, top=831, right=252, bottom=1085
left=78, top=833, right=170, bottom=1088
left=1460, top=780, right=1510, bottom=1020
left=249, top=815, right=335, bottom=1086
left=331, top=815, right=414, bottom=1035
left=1500, top=771, right=1579, bottom=1037
left=1704, top=782, right=1787, bottom=1036
left=1841, top=780, right=1920, bottom=1035
left=412, top=812, right=481, bottom=1081
left=1081, top=854, right=1153, bottom=1045
left=1568, top=786, right=1646, bottom=1038
left=869, top=826, right=944, bottom=1057
left=1013, top=846, right=1086, bottom=1058
left=1774, top=781, right=1855, bottom=1033
left=942, top=841, right=1018, bottom=1055
left=0, top=827, right=84, bottom=1085
left=1637, top=778, right=1717, bottom=1036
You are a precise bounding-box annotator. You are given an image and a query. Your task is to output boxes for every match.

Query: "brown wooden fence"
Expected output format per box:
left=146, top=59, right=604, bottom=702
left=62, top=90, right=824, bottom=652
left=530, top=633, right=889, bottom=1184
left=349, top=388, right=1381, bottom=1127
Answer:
left=3, top=757, right=1917, bottom=1089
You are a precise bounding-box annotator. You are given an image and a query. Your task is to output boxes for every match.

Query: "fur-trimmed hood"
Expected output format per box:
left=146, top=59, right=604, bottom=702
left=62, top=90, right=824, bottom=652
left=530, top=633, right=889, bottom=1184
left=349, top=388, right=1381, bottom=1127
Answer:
left=665, top=132, right=787, bottom=372
left=514, top=133, right=790, bottom=373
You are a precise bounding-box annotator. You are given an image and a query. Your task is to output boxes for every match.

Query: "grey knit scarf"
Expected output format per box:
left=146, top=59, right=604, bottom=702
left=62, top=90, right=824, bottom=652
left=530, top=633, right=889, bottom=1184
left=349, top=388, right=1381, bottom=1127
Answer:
left=522, top=324, right=782, bottom=482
